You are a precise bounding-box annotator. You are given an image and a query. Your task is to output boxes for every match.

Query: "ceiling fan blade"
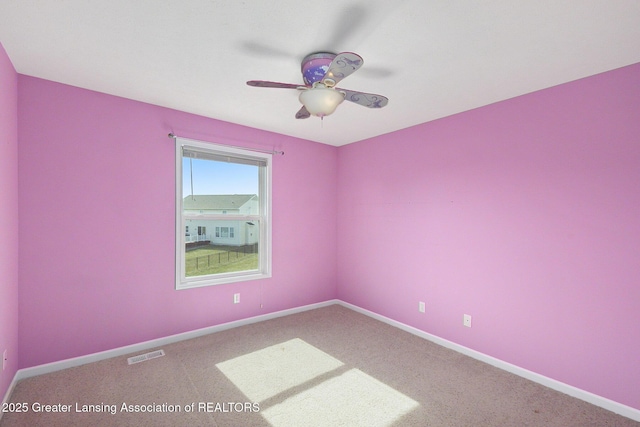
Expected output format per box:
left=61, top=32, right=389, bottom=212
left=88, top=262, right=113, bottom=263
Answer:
left=322, top=52, right=363, bottom=85
left=241, top=42, right=297, bottom=60
left=295, top=106, right=311, bottom=119
left=322, top=5, right=369, bottom=50
left=247, top=80, right=303, bottom=89
left=340, top=89, right=389, bottom=108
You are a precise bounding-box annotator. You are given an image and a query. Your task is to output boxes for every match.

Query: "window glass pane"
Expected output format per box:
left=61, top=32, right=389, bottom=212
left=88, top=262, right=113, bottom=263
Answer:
left=184, top=219, right=260, bottom=277
left=176, top=137, right=271, bottom=289
left=182, top=153, right=262, bottom=280
left=183, top=157, right=258, bottom=202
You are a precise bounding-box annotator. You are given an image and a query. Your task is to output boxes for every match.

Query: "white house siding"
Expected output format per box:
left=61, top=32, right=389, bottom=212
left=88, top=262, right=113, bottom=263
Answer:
left=183, top=195, right=259, bottom=247
left=185, top=219, right=259, bottom=246
left=241, top=199, right=258, bottom=215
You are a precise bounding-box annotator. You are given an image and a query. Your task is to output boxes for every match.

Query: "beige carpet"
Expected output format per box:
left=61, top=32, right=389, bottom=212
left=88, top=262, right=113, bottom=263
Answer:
left=1, top=305, right=638, bottom=426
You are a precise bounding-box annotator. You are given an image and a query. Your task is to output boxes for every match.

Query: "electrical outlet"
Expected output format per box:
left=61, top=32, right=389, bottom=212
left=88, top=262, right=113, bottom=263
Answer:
left=2, top=349, right=7, bottom=371
left=419, top=301, right=425, bottom=313
left=233, top=293, right=240, bottom=304
left=463, top=314, right=472, bottom=328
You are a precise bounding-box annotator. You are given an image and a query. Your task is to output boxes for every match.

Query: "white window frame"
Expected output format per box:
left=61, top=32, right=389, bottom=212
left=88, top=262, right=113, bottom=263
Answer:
left=175, top=137, right=272, bottom=290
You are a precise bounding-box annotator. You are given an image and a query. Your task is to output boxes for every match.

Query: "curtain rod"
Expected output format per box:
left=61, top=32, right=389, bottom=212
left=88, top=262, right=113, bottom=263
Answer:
left=168, top=133, right=284, bottom=156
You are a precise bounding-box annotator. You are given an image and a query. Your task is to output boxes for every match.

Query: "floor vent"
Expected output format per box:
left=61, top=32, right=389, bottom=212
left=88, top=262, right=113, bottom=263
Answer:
left=127, top=349, right=165, bottom=365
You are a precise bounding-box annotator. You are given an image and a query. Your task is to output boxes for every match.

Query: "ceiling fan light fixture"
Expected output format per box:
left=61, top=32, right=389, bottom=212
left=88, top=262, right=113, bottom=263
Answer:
left=248, top=51, right=388, bottom=120
left=299, top=85, right=345, bottom=117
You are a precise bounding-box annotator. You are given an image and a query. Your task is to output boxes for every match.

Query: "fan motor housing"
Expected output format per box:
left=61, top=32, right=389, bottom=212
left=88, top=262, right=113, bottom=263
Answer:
left=301, top=52, right=336, bottom=86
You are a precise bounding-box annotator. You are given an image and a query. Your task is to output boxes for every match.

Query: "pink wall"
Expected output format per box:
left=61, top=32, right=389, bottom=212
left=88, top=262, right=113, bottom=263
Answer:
left=17, top=76, right=338, bottom=368
left=337, top=63, right=640, bottom=409
left=13, top=55, right=640, bottom=412
left=0, top=43, right=19, bottom=401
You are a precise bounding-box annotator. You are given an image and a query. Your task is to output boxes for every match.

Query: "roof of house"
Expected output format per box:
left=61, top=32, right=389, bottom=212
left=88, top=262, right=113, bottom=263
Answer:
left=183, top=194, right=256, bottom=211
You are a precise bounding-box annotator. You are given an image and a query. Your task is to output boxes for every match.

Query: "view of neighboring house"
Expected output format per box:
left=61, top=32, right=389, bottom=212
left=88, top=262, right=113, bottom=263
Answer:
left=183, top=194, right=258, bottom=247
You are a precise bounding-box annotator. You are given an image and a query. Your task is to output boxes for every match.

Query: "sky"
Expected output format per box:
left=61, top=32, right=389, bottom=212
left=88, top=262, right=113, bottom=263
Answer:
left=182, top=158, right=259, bottom=196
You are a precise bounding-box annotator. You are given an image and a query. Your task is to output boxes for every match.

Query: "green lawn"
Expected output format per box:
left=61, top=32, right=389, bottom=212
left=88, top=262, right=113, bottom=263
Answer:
left=185, top=245, right=258, bottom=276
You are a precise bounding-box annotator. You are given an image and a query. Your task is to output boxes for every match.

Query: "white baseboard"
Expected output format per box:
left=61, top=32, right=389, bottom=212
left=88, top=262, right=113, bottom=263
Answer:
left=11, top=299, right=338, bottom=383
left=4, top=298, right=639, bottom=423
left=0, top=375, right=19, bottom=423
left=336, top=300, right=640, bottom=423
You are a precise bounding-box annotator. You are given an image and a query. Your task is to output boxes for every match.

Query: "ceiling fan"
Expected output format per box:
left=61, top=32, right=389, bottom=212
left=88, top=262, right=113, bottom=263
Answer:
left=246, top=52, right=388, bottom=120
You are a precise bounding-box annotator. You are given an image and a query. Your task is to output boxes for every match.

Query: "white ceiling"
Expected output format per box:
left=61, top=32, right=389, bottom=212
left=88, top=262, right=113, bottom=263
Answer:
left=1, top=1, right=639, bottom=146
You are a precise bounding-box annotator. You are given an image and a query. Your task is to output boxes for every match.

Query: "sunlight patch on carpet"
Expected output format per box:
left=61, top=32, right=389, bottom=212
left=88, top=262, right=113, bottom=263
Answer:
left=261, top=368, right=419, bottom=427
left=216, top=338, right=419, bottom=426
left=215, top=338, right=344, bottom=401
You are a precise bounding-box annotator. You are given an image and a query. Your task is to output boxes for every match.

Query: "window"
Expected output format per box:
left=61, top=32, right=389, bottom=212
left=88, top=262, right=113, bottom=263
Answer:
left=215, top=226, right=235, bottom=238
left=175, top=137, right=272, bottom=289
